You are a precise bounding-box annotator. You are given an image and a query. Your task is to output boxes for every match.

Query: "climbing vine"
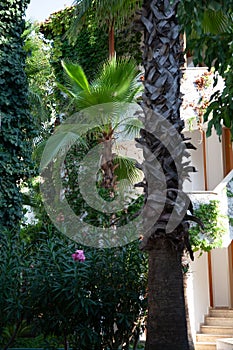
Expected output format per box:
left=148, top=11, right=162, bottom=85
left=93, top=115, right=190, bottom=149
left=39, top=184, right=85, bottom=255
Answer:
left=189, top=200, right=227, bottom=253
left=0, top=0, right=37, bottom=231
left=40, top=6, right=142, bottom=114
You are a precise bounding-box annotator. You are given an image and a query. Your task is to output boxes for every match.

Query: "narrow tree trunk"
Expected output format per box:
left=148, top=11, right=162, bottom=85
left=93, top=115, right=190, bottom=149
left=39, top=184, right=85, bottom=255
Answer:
left=145, top=240, right=188, bottom=350
left=100, top=127, right=117, bottom=191
left=109, top=22, right=115, bottom=59
left=64, top=334, right=68, bottom=350
left=101, top=138, right=115, bottom=190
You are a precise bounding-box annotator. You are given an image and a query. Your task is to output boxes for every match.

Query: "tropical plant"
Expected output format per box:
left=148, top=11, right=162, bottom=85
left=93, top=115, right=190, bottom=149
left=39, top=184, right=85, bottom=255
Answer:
left=70, top=0, right=142, bottom=57
left=0, top=0, right=36, bottom=231
left=39, top=1, right=233, bottom=349
left=40, top=5, right=142, bottom=88
left=57, top=58, right=143, bottom=190
left=189, top=200, right=226, bottom=253
left=24, top=233, right=147, bottom=350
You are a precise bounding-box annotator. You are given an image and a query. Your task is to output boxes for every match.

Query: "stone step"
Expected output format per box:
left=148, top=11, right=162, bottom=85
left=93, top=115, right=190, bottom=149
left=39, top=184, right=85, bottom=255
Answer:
left=195, top=341, right=216, bottom=350
left=205, top=317, right=233, bottom=327
left=216, top=338, right=233, bottom=350
left=200, top=325, right=233, bottom=335
left=196, top=333, right=233, bottom=343
left=209, top=308, right=233, bottom=319
left=195, top=309, right=233, bottom=350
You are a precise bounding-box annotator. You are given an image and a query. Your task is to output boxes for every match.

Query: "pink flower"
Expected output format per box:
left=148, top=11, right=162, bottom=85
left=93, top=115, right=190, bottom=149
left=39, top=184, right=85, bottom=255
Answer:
left=56, top=213, right=65, bottom=222
left=72, top=249, right=86, bottom=262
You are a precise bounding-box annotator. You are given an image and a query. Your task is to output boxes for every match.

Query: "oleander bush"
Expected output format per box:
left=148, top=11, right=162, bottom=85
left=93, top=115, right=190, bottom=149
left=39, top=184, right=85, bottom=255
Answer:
left=0, top=227, right=147, bottom=350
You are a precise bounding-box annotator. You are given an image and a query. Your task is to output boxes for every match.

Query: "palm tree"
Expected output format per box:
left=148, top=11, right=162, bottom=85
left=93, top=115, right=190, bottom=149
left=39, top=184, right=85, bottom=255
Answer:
left=66, top=1, right=200, bottom=348
left=70, top=0, right=142, bottom=57
left=62, top=1, right=232, bottom=348
left=55, top=57, right=143, bottom=191
left=137, top=0, right=198, bottom=348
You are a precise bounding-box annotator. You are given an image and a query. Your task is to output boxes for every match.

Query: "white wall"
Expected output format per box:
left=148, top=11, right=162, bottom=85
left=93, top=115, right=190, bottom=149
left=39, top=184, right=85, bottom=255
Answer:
left=183, top=129, right=224, bottom=192
left=206, top=130, right=224, bottom=190
left=211, top=248, right=230, bottom=306
left=183, top=130, right=205, bottom=191
left=188, top=252, right=210, bottom=336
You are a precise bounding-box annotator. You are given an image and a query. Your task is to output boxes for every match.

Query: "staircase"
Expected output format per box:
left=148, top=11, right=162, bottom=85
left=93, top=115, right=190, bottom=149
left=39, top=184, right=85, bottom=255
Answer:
left=195, top=308, right=233, bottom=350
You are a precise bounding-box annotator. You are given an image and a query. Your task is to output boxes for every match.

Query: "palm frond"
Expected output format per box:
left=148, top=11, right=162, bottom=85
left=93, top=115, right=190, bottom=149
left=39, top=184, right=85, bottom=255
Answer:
left=113, top=155, right=143, bottom=184
left=69, top=0, right=142, bottom=40
left=32, top=139, right=47, bottom=164
left=40, top=131, right=87, bottom=170
left=56, top=82, right=77, bottom=98
left=202, top=9, right=232, bottom=34
left=93, top=58, right=141, bottom=102
left=120, top=117, right=143, bottom=138
left=59, top=58, right=141, bottom=113
left=61, top=60, right=90, bottom=92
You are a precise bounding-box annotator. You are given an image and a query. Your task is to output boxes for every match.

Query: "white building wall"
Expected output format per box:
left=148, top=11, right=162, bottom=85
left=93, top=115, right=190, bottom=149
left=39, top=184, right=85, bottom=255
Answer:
left=183, top=129, right=224, bottom=192
left=183, top=130, right=205, bottom=191
left=188, top=252, right=210, bottom=336
left=206, top=130, right=224, bottom=191
left=211, top=248, right=230, bottom=306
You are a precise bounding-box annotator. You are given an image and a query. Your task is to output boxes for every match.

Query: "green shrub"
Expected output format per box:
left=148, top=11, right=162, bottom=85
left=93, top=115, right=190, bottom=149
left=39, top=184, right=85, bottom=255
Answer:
left=0, top=227, right=147, bottom=350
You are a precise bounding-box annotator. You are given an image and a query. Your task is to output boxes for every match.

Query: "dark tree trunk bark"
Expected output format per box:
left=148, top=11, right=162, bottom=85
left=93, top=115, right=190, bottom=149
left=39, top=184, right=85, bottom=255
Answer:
left=145, top=240, right=188, bottom=350
left=183, top=270, right=195, bottom=350
left=138, top=0, right=196, bottom=349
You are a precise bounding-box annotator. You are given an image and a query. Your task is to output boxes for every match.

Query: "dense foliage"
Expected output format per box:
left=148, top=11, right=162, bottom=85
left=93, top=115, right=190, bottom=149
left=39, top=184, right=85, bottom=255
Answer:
left=0, top=228, right=147, bottom=350
left=189, top=200, right=227, bottom=252
left=39, top=1, right=233, bottom=138
left=178, top=0, right=233, bottom=136
left=23, top=22, right=56, bottom=129
left=40, top=6, right=142, bottom=115
left=0, top=0, right=36, bottom=230
left=1, top=1, right=232, bottom=349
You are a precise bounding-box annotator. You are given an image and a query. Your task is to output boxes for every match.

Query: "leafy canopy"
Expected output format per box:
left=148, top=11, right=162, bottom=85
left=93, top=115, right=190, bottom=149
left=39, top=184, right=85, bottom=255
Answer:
left=179, top=0, right=233, bottom=136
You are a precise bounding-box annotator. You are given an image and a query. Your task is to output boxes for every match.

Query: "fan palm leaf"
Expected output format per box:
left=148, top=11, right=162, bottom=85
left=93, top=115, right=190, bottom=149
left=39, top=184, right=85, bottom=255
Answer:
left=202, top=9, right=232, bottom=34
left=113, top=155, right=142, bottom=184
left=61, top=60, right=90, bottom=92
left=54, top=57, right=142, bottom=190
left=59, top=58, right=142, bottom=120
left=70, top=0, right=141, bottom=33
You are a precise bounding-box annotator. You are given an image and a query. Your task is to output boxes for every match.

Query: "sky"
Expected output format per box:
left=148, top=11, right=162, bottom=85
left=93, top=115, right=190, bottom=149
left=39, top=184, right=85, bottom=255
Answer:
left=26, top=0, right=74, bottom=23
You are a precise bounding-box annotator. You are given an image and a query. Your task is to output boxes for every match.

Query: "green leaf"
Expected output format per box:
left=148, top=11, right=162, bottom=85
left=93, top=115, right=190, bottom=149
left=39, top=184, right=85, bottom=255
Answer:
left=61, top=60, right=90, bottom=92
left=113, top=155, right=142, bottom=184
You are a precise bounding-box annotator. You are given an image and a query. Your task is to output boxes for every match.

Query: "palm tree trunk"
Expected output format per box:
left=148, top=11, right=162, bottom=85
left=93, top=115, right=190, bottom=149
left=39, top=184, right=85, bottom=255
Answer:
left=138, top=0, right=195, bottom=348
left=182, top=252, right=195, bottom=350
left=109, top=22, right=115, bottom=59
left=101, top=137, right=116, bottom=190
left=183, top=270, right=195, bottom=350
left=145, top=240, right=188, bottom=350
